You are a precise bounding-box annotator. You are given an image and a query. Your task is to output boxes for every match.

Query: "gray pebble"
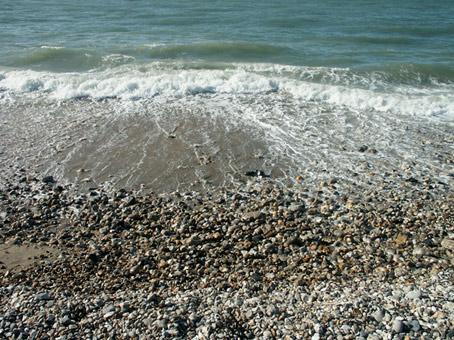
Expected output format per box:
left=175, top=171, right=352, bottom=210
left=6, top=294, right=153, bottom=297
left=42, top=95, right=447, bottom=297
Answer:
left=392, top=319, right=403, bottom=333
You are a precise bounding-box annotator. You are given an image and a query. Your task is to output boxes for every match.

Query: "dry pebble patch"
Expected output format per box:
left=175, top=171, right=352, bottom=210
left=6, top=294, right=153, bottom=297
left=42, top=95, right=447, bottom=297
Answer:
left=0, top=172, right=453, bottom=339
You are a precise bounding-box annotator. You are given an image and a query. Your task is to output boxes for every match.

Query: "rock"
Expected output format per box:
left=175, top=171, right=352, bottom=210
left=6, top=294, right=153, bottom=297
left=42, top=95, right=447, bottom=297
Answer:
left=42, top=176, right=55, bottom=184
left=36, top=292, right=52, bottom=301
left=103, top=311, right=116, bottom=319
left=119, top=302, right=130, bottom=313
left=166, top=328, right=179, bottom=336
left=406, top=177, right=419, bottom=184
left=242, top=210, right=264, bottom=221
left=0, top=172, right=452, bottom=338
left=266, top=305, right=278, bottom=316
left=311, top=333, right=320, bottom=340
left=156, top=319, right=167, bottom=329
left=245, top=170, right=270, bottom=178
left=287, top=203, right=305, bottom=214
left=197, top=325, right=210, bottom=337
left=186, top=234, right=202, bottom=246
left=372, top=309, right=384, bottom=323
left=406, top=289, right=421, bottom=300
left=392, top=319, right=403, bottom=333
left=412, top=246, right=425, bottom=256
left=263, top=330, right=272, bottom=338
left=60, top=315, right=71, bottom=326
left=443, top=302, right=454, bottom=312
left=103, top=304, right=116, bottom=314
left=129, top=264, right=141, bottom=275
left=394, top=233, right=408, bottom=246
left=441, top=238, right=454, bottom=251
left=410, top=319, right=420, bottom=332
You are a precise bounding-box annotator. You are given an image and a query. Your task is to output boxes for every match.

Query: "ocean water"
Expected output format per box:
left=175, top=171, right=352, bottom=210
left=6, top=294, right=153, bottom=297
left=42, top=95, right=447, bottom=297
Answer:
left=0, top=0, right=453, bottom=190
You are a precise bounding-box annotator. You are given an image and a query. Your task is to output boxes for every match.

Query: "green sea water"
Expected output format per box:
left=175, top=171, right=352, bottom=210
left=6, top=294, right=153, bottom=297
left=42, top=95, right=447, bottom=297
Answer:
left=0, top=0, right=453, bottom=190
left=1, top=0, right=453, bottom=75
left=1, top=0, right=453, bottom=118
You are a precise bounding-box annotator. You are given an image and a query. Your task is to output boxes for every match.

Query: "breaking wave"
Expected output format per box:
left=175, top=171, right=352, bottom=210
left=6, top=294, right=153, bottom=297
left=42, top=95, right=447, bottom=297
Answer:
left=1, top=61, right=453, bottom=120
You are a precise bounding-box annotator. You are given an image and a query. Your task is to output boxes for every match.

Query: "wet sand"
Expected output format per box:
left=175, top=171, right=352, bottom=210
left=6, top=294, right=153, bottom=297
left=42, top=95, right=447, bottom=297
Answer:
left=0, top=97, right=453, bottom=195
left=0, top=244, right=58, bottom=273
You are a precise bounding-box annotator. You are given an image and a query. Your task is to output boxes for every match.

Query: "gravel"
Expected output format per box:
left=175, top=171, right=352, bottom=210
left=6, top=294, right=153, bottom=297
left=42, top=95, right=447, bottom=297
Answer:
left=0, top=170, right=453, bottom=339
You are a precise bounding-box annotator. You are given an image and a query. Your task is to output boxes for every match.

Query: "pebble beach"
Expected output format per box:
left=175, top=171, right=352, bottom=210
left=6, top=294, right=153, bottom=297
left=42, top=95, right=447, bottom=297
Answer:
left=1, top=168, right=453, bottom=339
left=2, top=0, right=454, bottom=338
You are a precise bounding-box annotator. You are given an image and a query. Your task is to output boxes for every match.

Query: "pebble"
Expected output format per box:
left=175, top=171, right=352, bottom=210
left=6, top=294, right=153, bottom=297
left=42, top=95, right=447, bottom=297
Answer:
left=392, top=319, right=404, bottom=333
left=60, top=315, right=71, bottom=326
left=42, top=175, right=55, bottom=184
left=410, top=319, right=421, bottom=332
left=103, top=311, right=115, bottom=319
left=372, top=309, right=385, bottom=323
left=406, top=289, right=421, bottom=300
left=36, top=292, right=52, bottom=301
left=0, top=172, right=452, bottom=339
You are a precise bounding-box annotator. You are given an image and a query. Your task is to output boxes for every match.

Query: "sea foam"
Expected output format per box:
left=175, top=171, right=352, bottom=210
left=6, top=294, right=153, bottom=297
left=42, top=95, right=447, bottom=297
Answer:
left=0, top=63, right=453, bottom=120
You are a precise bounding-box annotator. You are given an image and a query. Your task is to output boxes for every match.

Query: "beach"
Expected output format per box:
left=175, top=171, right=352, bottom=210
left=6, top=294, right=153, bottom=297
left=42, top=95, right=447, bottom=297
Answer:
left=0, top=166, right=453, bottom=338
left=1, top=0, right=454, bottom=338
left=0, top=81, right=453, bottom=338
left=1, top=99, right=452, bottom=338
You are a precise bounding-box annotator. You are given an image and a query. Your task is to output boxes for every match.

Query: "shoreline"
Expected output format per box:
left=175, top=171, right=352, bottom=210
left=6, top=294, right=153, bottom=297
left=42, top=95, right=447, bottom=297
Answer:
left=1, top=172, right=453, bottom=338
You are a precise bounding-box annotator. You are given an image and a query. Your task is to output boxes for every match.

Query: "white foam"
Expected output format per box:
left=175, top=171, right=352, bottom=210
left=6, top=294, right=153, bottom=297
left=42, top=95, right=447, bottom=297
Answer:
left=101, top=54, right=136, bottom=65
left=40, top=45, right=65, bottom=50
left=0, top=63, right=453, bottom=120
left=282, top=80, right=454, bottom=119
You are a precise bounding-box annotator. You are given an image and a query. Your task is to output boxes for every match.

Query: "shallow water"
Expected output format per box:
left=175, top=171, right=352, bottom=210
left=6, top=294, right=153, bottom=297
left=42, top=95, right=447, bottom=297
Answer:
left=0, top=0, right=453, bottom=190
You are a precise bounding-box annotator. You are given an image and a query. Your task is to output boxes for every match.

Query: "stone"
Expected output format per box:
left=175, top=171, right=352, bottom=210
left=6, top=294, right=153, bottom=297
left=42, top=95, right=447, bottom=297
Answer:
left=103, top=311, right=116, bottom=319
left=372, top=309, right=384, bottom=323
left=410, top=319, right=420, bottom=332
left=441, top=238, right=454, bottom=251
left=36, top=292, right=52, bottom=301
left=103, top=304, right=116, bottom=314
left=266, top=305, right=278, bottom=316
left=242, top=210, right=264, bottom=221
left=312, top=333, right=320, bottom=340
left=392, top=319, right=403, bottom=333
left=412, top=247, right=425, bottom=256
left=156, top=319, right=167, bottom=329
left=42, top=176, right=56, bottom=184
left=288, top=203, right=305, bottom=213
left=60, top=315, right=71, bottom=326
left=0, top=171, right=452, bottom=338
left=395, top=234, right=408, bottom=246
left=263, top=330, right=272, bottom=338
left=186, top=234, right=202, bottom=246
left=406, top=289, right=421, bottom=300
left=119, top=302, right=130, bottom=313
left=245, top=170, right=270, bottom=177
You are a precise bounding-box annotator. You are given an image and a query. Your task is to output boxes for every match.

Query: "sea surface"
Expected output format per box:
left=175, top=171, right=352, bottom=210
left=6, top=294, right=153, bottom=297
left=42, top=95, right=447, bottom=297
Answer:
left=0, top=0, right=453, bottom=190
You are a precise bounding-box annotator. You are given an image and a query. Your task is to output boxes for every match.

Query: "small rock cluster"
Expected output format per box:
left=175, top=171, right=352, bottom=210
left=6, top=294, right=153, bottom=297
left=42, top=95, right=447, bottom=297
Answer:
left=0, top=171, right=453, bottom=339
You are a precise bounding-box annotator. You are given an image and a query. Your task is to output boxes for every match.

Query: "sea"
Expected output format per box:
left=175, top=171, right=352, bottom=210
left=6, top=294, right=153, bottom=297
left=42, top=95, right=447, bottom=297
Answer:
left=1, top=0, right=453, bottom=191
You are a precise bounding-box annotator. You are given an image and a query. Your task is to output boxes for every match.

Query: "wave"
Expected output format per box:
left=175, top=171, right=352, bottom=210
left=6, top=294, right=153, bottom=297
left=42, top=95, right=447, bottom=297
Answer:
left=0, top=62, right=453, bottom=120
left=3, top=43, right=454, bottom=86
left=2, top=42, right=292, bottom=72
left=323, top=35, right=415, bottom=46
left=381, top=24, right=454, bottom=37
left=140, top=42, right=290, bottom=60
left=9, top=47, right=103, bottom=72
left=6, top=46, right=140, bottom=72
